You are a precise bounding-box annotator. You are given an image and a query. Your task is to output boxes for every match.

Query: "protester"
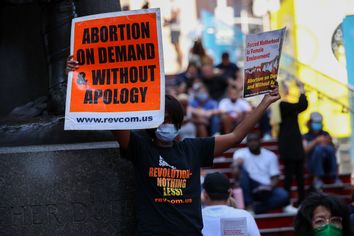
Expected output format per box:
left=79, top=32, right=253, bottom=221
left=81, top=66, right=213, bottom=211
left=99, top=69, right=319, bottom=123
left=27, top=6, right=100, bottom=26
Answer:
left=201, top=64, right=228, bottom=101
left=278, top=80, right=308, bottom=205
left=303, top=112, right=343, bottom=189
left=66, top=56, right=281, bottom=235
left=189, top=83, right=220, bottom=136
left=218, top=85, right=252, bottom=134
left=294, top=192, right=350, bottom=236
left=188, top=39, right=213, bottom=67
left=174, top=62, right=200, bottom=94
left=163, top=1, right=183, bottom=68
left=202, top=172, right=260, bottom=236
left=215, top=52, right=240, bottom=80
left=232, top=132, right=297, bottom=214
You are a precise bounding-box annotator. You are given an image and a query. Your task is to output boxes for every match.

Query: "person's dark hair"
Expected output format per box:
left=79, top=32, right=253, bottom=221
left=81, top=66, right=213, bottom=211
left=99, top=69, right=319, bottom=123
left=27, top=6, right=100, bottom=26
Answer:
left=191, top=39, right=206, bottom=57
left=294, top=192, right=350, bottom=236
left=203, top=172, right=230, bottom=201
left=221, top=52, right=230, bottom=60
left=141, top=1, right=149, bottom=9
left=165, top=94, right=184, bottom=129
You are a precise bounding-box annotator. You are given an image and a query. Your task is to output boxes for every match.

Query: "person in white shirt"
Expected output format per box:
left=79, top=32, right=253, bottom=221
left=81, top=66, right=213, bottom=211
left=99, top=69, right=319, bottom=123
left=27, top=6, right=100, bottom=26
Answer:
left=202, top=172, right=260, bottom=236
left=232, top=132, right=297, bottom=214
left=219, top=86, right=252, bottom=133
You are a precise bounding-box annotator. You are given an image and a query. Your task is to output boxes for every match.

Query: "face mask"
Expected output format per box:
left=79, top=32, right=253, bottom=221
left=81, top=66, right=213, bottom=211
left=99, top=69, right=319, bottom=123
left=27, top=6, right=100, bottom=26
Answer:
left=313, top=224, right=342, bottom=236
left=196, top=92, right=208, bottom=101
left=311, top=122, right=322, bottom=131
left=155, top=123, right=178, bottom=142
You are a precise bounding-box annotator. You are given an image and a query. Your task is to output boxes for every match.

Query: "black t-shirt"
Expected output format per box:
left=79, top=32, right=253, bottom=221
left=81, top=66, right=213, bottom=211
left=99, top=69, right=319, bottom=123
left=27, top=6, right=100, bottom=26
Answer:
left=127, top=132, right=215, bottom=236
left=303, top=130, right=331, bottom=157
left=278, top=94, right=308, bottom=161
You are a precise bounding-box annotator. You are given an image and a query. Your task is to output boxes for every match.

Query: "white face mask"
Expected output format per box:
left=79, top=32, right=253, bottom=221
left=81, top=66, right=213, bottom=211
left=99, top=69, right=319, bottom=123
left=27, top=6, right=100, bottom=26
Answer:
left=155, top=123, right=179, bottom=142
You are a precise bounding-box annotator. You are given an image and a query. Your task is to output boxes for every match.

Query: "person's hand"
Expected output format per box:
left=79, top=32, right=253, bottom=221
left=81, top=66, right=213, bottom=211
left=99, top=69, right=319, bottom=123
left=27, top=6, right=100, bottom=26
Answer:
left=295, top=79, right=305, bottom=93
left=317, top=135, right=331, bottom=145
left=226, top=196, right=238, bottom=208
left=295, top=79, right=303, bottom=88
left=261, top=84, right=281, bottom=106
left=65, top=55, right=79, bottom=75
left=315, top=135, right=328, bottom=145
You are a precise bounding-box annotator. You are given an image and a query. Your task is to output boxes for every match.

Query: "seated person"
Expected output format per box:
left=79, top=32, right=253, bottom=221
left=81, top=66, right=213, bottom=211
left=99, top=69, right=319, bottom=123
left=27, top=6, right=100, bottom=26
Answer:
left=232, top=132, right=296, bottom=214
left=189, top=83, right=220, bottom=136
left=202, top=172, right=260, bottom=236
left=215, top=52, right=239, bottom=80
left=303, top=112, right=342, bottom=189
left=218, top=85, right=252, bottom=134
left=295, top=192, right=351, bottom=236
left=175, top=62, right=200, bottom=94
left=201, top=64, right=228, bottom=101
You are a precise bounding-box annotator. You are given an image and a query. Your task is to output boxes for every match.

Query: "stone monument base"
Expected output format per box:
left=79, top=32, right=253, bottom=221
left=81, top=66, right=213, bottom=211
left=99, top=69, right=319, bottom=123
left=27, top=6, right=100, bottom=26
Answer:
left=0, top=142, right=135, bottom=236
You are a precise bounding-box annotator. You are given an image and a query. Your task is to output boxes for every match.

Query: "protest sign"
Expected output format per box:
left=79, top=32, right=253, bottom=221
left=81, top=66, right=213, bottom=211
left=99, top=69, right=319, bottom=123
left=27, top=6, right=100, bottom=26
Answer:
left=65, top=8, right=164, bottom=130
left=243, top=28, right=286, bottom=98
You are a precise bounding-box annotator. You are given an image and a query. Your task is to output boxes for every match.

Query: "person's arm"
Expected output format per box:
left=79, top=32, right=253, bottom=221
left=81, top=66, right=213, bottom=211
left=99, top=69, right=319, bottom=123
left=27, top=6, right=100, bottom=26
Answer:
left=112, top=130, right=131, bottom=151
left=303, top=136, right=325, bottom=154
left=296, top=80, right=308, bottom=112
left=213, top=86, right=280, bottom=156
left=231, top=158, right=244, bottom=178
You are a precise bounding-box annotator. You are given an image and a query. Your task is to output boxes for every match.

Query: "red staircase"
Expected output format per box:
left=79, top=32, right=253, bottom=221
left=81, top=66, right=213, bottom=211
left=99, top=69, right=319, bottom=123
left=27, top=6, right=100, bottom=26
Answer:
left=202, top=140, right=353, bottom=236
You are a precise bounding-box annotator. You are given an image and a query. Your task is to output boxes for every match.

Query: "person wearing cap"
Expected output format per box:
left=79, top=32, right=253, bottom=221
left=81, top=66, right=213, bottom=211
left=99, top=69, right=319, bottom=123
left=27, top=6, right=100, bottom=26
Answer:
left=303, top=112, right=342, bottom=189
left=232, top=132, right=296, bottom=214
left=202, top=172, right=260, bottom=236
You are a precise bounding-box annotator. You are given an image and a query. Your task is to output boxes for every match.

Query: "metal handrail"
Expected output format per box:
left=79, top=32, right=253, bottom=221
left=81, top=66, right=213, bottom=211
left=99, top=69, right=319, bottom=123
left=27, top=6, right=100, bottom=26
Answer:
left=279, top=69, right=354, bottom=114
left=281, top=54, right=354, bottom=93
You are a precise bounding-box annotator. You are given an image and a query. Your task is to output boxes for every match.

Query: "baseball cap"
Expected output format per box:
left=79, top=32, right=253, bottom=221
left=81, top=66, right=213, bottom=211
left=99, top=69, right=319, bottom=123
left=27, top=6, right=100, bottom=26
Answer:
left=310, top=112, right=323, bottom=122
left=203, top=172, right=230, bottom=200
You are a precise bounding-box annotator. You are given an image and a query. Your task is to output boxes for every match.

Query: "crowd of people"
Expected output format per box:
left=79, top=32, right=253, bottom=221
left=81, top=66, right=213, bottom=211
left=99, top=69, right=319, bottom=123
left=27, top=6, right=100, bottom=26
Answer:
left=66, top=36, right=352, bottom=235
left=170, top=44, right=259, bottom=139
left=167, top=40, right=352, bottom=234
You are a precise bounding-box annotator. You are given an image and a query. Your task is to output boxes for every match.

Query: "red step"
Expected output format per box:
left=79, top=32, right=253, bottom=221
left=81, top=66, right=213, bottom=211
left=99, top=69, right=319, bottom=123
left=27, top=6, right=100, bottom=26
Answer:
left=255, top=213, right=295, bottom=229
left=260, top=227, right=294, bottom=236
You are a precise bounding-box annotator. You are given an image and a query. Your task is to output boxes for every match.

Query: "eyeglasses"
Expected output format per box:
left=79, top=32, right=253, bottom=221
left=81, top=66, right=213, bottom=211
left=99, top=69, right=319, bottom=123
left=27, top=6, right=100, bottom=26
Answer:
left=312, top=216, right=342, bottom=229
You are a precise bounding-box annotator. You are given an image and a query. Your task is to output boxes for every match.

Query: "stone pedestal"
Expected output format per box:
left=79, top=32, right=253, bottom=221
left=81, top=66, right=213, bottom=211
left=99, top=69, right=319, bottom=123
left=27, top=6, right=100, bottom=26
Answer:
left=0, top=142, right=135, bottom=236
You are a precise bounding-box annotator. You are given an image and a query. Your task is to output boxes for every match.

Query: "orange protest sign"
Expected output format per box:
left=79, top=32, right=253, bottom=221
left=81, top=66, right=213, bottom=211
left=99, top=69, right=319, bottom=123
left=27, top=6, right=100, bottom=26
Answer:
left=65, top=9, right=165, bottom=130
